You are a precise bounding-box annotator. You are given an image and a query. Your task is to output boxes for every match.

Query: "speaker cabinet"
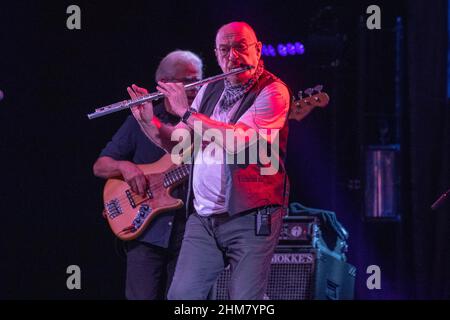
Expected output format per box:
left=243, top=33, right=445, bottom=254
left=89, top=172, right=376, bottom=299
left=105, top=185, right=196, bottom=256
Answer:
left=213, top=248, right=356, bottom=300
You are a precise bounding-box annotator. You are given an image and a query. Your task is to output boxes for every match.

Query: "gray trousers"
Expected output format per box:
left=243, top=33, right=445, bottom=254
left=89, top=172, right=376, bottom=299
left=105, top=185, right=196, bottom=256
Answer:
left=167, top=207, right=283, bottom=300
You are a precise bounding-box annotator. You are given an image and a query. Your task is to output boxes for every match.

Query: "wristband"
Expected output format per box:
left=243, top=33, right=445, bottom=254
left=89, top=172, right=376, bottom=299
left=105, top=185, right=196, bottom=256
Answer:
left=181, top=108, right=196, bottom=124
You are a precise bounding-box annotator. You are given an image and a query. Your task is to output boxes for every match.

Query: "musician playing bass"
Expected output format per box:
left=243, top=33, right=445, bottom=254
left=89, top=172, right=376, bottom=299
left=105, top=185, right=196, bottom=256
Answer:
left=93, top=50, right=203, bottom=300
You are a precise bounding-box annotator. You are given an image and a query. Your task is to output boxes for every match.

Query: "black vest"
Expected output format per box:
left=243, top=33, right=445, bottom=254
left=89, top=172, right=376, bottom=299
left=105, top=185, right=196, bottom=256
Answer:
left=186, top=70, right=290, bottom=216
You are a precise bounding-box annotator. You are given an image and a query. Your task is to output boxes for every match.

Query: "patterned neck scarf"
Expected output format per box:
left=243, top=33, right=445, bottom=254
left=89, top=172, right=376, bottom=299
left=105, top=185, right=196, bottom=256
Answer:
left=219, top=60, right=265, bottom=111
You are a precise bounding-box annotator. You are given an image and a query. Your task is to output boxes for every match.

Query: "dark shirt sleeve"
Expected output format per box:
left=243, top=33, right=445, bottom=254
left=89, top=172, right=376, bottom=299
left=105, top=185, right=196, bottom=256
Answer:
left=99, top=116, right=136, bottom=161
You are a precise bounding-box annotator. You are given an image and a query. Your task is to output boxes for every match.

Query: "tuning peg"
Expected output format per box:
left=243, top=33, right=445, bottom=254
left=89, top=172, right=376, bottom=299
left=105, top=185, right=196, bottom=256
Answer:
left=297, top=90, right=303, bottom=99
left=304, top=88, right=314, bottom=96
left=313, top=85, right=323, bottom=93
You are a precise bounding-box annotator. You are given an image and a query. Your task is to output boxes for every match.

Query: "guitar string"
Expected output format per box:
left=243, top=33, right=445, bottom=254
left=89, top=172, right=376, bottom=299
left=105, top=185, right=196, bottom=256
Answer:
left=105, top=166, right=190, bottom=208
left=113, top=178, right=182, bottom=206
left=107, top=180, right=181, bottom=210
left=112, top=168, right=187, bottom=206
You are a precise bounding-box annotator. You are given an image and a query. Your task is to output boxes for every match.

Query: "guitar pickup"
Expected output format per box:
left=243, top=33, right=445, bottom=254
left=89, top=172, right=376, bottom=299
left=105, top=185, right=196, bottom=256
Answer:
left=126, top=189, right=153, bottom=208
left=126, top=190, right=136, bottom=208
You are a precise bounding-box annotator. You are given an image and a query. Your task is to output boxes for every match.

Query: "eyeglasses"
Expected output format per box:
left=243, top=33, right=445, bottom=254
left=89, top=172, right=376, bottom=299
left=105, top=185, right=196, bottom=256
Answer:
left=215, top=42, right=257, bottom=57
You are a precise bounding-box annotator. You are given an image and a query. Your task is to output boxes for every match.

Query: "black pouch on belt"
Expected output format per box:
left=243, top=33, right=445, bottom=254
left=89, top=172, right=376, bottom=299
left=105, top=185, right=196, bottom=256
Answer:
left=255, top=207, right=271, bottom=236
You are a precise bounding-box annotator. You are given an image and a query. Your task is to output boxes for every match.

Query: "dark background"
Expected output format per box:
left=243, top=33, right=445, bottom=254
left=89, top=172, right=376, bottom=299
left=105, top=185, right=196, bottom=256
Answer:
left=0, top=0, right=449, bottom=299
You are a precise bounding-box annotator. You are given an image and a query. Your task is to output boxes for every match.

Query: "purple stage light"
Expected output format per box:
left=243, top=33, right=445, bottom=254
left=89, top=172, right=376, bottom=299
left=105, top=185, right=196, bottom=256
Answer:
left=268, top=44, right=276, bottom=57
left=286, top=43, right=296, bottom=55
left=261, top=41, right=305, bottom=57
left=295, top=42, right=305, bottom=55
left=277, top=44, right=287, bottom=56
left=262, top=44, right=277, bottom=57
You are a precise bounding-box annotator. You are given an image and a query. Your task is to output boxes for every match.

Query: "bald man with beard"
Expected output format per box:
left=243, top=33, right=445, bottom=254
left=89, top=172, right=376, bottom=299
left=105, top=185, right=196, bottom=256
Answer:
left=131, top=22, right=291, bottom=300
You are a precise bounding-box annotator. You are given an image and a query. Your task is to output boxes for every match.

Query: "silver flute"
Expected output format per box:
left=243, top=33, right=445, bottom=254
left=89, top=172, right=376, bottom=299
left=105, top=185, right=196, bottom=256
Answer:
left=87, top=64, right=253, bottom=119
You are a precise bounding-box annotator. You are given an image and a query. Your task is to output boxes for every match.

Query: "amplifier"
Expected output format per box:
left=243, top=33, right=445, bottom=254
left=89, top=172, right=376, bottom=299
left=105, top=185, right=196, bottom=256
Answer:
left=213, top=247, right=356, bottom=300
left=278, top=216, right=320, bottom=247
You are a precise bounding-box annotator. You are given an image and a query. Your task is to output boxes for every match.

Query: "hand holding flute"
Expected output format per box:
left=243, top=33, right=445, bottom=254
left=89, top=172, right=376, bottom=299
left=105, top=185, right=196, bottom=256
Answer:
left=87, top=65, right=252, bottom=119
left=127, top=84, right=154, bottom=125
